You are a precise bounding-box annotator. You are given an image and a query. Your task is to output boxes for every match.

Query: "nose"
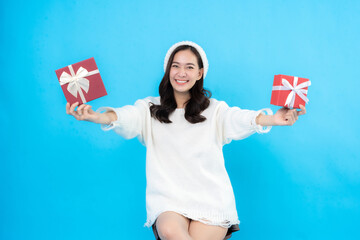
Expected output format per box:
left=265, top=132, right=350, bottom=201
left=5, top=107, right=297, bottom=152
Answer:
left=178, top=67, right=187, bottom=77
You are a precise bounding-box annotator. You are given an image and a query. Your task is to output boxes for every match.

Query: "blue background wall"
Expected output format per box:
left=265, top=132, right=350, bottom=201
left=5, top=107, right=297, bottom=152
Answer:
left=1, top=0, right=359, bottom=239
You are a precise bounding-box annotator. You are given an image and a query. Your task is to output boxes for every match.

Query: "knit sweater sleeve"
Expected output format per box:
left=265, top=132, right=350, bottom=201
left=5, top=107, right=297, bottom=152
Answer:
left=95, top=98, right=150, bottom=145
left=216, top=101, right=273, bottom=145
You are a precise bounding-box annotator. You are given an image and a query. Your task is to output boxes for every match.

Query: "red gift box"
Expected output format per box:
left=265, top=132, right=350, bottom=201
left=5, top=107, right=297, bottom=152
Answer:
left=270, top=74, right=311, bottom=109
left=55, top=57, right=107, bottom=105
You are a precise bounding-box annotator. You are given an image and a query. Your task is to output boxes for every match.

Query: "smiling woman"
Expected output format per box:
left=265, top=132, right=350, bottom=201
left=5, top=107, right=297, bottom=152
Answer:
left=170, top=50, right=204, bottom=101
left=150, top=43, right=211, bottom=124
left=65, top=41, right=306, bottom=240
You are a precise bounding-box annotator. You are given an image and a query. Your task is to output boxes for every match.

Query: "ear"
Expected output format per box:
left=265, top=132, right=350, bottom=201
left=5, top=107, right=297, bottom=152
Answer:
left=197, top=68, right=204, bottom=81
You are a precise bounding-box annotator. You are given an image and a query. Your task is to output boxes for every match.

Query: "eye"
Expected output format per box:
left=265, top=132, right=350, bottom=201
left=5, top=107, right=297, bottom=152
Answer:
left=172, top=64, right=178, bottom=68
left=187, top=66, right=194, bottom=69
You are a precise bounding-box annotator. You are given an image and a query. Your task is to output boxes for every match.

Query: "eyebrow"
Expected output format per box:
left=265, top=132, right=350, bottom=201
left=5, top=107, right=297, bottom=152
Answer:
left=172, top=62, right=196, bottom=66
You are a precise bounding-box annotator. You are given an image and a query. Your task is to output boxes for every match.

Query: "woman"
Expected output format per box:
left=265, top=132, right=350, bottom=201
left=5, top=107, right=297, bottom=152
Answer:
left=66, top=41, right=306, bottom=240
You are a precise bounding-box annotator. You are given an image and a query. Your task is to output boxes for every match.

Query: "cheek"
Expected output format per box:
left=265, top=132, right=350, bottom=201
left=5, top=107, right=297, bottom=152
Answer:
left=169, top=69, right=176, bottom=79
left=190, top=73, right=199, bottom=81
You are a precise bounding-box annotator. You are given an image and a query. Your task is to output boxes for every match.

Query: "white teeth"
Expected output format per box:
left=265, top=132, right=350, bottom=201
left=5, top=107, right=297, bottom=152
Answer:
left=176, top=80, right=188, bottom=83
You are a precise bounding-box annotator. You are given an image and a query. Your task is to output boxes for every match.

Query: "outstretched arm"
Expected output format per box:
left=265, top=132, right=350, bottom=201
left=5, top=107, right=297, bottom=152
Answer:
left=66, top=102, right=117, bottom=125
left=256, top=104, right=306, bottom=126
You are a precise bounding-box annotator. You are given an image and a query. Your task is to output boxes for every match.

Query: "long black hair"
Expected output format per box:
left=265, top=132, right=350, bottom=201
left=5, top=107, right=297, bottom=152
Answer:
left=150, top=45, right=212, bottom=124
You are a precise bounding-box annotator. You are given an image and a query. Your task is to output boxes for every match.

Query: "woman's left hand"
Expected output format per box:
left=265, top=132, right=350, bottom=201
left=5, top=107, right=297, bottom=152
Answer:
left=273, top=104, right=307, bottom=126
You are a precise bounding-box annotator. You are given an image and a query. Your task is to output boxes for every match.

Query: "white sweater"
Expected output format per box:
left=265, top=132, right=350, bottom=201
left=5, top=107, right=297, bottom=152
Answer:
left=96, top=96, right=272, bottom=228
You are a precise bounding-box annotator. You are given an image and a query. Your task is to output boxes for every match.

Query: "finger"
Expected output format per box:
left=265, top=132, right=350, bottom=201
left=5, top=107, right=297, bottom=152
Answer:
left=69, top=102, right=80, bottom=116
left=77, top=104, right=87, bottom=111
left=80, top=105, right=90, bottom=117
left=70, top=102, right=79, bottom=112
left=298, top=104, right=307, bottom=116
left=83, top=104, right=91, bottom=111
left=288, top=116, right=295, bottom=125
left=293, top=113, right=297, bottom=123
left=83, top=105, right=93, bottom=115
left=77, top=104, right=87, bottom=116
left=292, top=109, right=298, bottom=121
left=66, top=102, right=70, bottom=114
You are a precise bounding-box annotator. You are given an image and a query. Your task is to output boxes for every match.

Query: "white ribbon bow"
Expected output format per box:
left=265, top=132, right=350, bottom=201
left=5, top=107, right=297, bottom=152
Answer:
left=272, top=77, right=311, bottom=108
left=59, top=65, right=99, bottom=103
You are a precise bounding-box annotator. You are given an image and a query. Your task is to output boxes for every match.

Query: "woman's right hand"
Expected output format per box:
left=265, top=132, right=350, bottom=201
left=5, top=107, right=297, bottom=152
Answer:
left=66, top=102, right=104, bottom=124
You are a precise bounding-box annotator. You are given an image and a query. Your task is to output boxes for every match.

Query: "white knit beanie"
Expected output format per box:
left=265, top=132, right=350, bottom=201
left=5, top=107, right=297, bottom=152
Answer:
left=163, top=41, right=209, bottom=79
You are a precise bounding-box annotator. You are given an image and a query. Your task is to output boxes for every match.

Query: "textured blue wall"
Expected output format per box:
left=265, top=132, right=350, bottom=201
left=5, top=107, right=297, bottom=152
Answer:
left=1, top=0, right=359, bottom=239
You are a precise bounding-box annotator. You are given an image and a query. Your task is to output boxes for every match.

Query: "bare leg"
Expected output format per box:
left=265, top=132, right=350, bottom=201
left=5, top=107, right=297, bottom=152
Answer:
left=189, top=220, right=228, bottom=240
left=156, top=211, right=192, bottom=240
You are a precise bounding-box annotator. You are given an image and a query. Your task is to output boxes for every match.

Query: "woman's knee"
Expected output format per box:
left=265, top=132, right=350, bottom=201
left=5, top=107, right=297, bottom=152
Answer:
left=157, top=221, right=182, bottom=239
left=156, top=211, right=191, bottom=240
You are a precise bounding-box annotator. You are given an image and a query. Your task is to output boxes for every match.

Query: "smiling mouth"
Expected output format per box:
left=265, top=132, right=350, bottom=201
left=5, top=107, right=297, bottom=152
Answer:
left=175, top=79, right=189, bottom=84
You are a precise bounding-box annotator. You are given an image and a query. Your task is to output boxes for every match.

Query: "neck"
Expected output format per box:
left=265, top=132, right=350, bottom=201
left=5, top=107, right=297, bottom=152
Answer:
left=174, top=91, right=190, bottom=108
